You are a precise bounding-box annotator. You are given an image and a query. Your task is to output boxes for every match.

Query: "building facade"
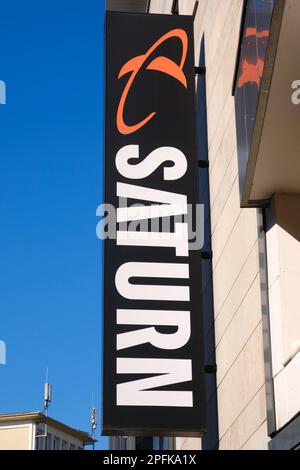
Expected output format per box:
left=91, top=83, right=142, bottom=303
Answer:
left=0, top=412, right=93, bottom=450
left=106, top=0, right=300, bottom=450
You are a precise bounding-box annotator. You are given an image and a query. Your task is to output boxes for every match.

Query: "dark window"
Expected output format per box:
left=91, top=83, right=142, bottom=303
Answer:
left=136, top=437, right=154, bottom=450
left=53, top=436, right=60, bottom=450
left=35, top=429, right=46, bottom=451
left=62, top=440, right=68, bottom=450
left=233, top=0, right=275, bottom=201
left=46, top=433, right=52, bottom=450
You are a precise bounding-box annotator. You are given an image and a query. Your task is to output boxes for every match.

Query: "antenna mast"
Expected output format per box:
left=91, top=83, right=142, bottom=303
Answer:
left=44, top=368, right=52, bottom=449
left=91, top=393, right=97, bottom=450
left=35, top=369, right=53, bottom=450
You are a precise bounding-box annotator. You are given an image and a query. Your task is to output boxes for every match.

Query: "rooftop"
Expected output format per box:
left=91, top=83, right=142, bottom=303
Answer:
left=0, top=412, right=94, bottom=444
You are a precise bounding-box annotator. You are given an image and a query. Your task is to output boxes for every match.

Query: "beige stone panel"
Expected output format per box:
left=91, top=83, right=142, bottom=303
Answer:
left=197, top=0, right=224, bottom=53
left=206, top=32, right=242, bottom=147
left=216, top=276, right=262, bottom=383
left=205, top=1, right=243, bottom=104
left=209, top=110, right=238, bottom=209
left=219, top=386, right=267, bottom=450
left=203, top=0, right=232, bottom=63
left=208, top=103, right=236, bottom=179
left=193, top=0, right=208, bottom=48
left=210, top=157, right=238, bottom=236
left=0, top=426, right=30, bottom=450
left=215, top=243, right=259, bottom=344
left=240, top=421, right=268, bottom=450
left=206, top=87, right=234, bottom=154
left=195, top=0, right=228, bottom=62
left=194, top=1, right=219, bottom=55
left=149, top=0, right=173, bottom=14
left=193, top=0, right=207, bottom=36
left=212, top=209, right=258, bottom=315
left=217, top=323, right=265, bottom=439
left=211, top=177, right=241, bottom=267
left=179, top=0, right=195, bottom=15
left=207, top=94, right=236, bottom=172
left=175, top=437, right=201, bottom=450
left=210, top=167, right=238, bottom=236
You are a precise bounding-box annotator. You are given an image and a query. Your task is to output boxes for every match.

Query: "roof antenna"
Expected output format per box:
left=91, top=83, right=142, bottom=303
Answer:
left=35, top=368, right=52, bottom=449
left=44, top=368, right=52, bottom=411
left=91, top=393, right=97, bottom=450
left=44, top=368, right=52, bottom=449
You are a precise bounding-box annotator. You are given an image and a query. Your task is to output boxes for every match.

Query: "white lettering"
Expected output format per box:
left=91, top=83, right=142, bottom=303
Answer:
left=117, top=182, right=187, bottom=222
left=117, top=309, right=191, bottom=350
left=116, top=145, right=187, bottom=180
left=117, top=222, right=188, bottom=256
left=115, top=262, right=190, bottom=301
left=117, top=358, right=193, bottom=407
left=291, top=80, right=300, bottom=105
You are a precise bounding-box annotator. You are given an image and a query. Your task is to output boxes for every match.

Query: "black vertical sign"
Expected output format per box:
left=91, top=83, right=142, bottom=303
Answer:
left=103, top=12, right=206, bottom=437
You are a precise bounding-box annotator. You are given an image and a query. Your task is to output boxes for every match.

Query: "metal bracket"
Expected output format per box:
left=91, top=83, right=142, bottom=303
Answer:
left=195, top=66, right=206, bottom=76
left=200, top=251, right=213, bottom=260
left=205, top=365, right=217, bottom=374
left=198, top=160, right=209, bottom=169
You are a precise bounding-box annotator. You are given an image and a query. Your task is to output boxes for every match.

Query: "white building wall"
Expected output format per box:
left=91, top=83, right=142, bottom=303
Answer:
left=266, top=194, right=300, bottom=430
left=150, top=0, right=268, bottom=450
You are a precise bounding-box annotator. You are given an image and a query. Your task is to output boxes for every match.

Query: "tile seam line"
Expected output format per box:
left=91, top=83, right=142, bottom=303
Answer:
left=201, top=235, right=258, bottom=308
left=215, top=272, right=260, bottom=347
left=216, top=317, right=263, bottom=387
left=240, top=420, right=268, bottom=450
left=208, top=107, right=235, bottom=179
left=209, top=146, right=238, bottom=222
left=211, top=176, right=240, bottom=264
left=212, top=203, right=256, bottom=275
left=212, top=239, right=259, bottom=318
left=216, top=318, right=263, bottom=390
left=218, top=384, right=266, bottom=443
left=205, top=0, right=245, bottom=107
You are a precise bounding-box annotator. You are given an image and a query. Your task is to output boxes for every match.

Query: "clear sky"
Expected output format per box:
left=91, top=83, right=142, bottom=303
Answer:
left=0, top=0, right=107, bottom=449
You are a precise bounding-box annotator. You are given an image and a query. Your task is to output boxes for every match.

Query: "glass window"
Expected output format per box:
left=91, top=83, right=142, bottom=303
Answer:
left=135, top=437, right=154, bottom=450
left=35, top=428, right=45, bottom=450
left=46, top=433, right=53, bottom=450
left=61, top=440, right=68, bottom=450
left=234, top=0, right=275, bottom=200
left=53, top=436, right=61, bottom=450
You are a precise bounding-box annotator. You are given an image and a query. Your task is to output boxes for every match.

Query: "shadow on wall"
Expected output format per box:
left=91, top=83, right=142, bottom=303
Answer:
left=196, top=36, right=219, bottom=451
left=266, top=195, right=300, bottom=243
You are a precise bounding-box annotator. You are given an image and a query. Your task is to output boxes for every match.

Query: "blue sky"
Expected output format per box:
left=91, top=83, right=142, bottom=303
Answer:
left=0, top=0, right=106, bottom=449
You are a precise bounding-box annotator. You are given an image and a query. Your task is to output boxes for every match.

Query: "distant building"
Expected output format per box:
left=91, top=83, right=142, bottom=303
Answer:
left=109, top=436, right=175, bottom=451
left=0, top=412, right=94, bottom=450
